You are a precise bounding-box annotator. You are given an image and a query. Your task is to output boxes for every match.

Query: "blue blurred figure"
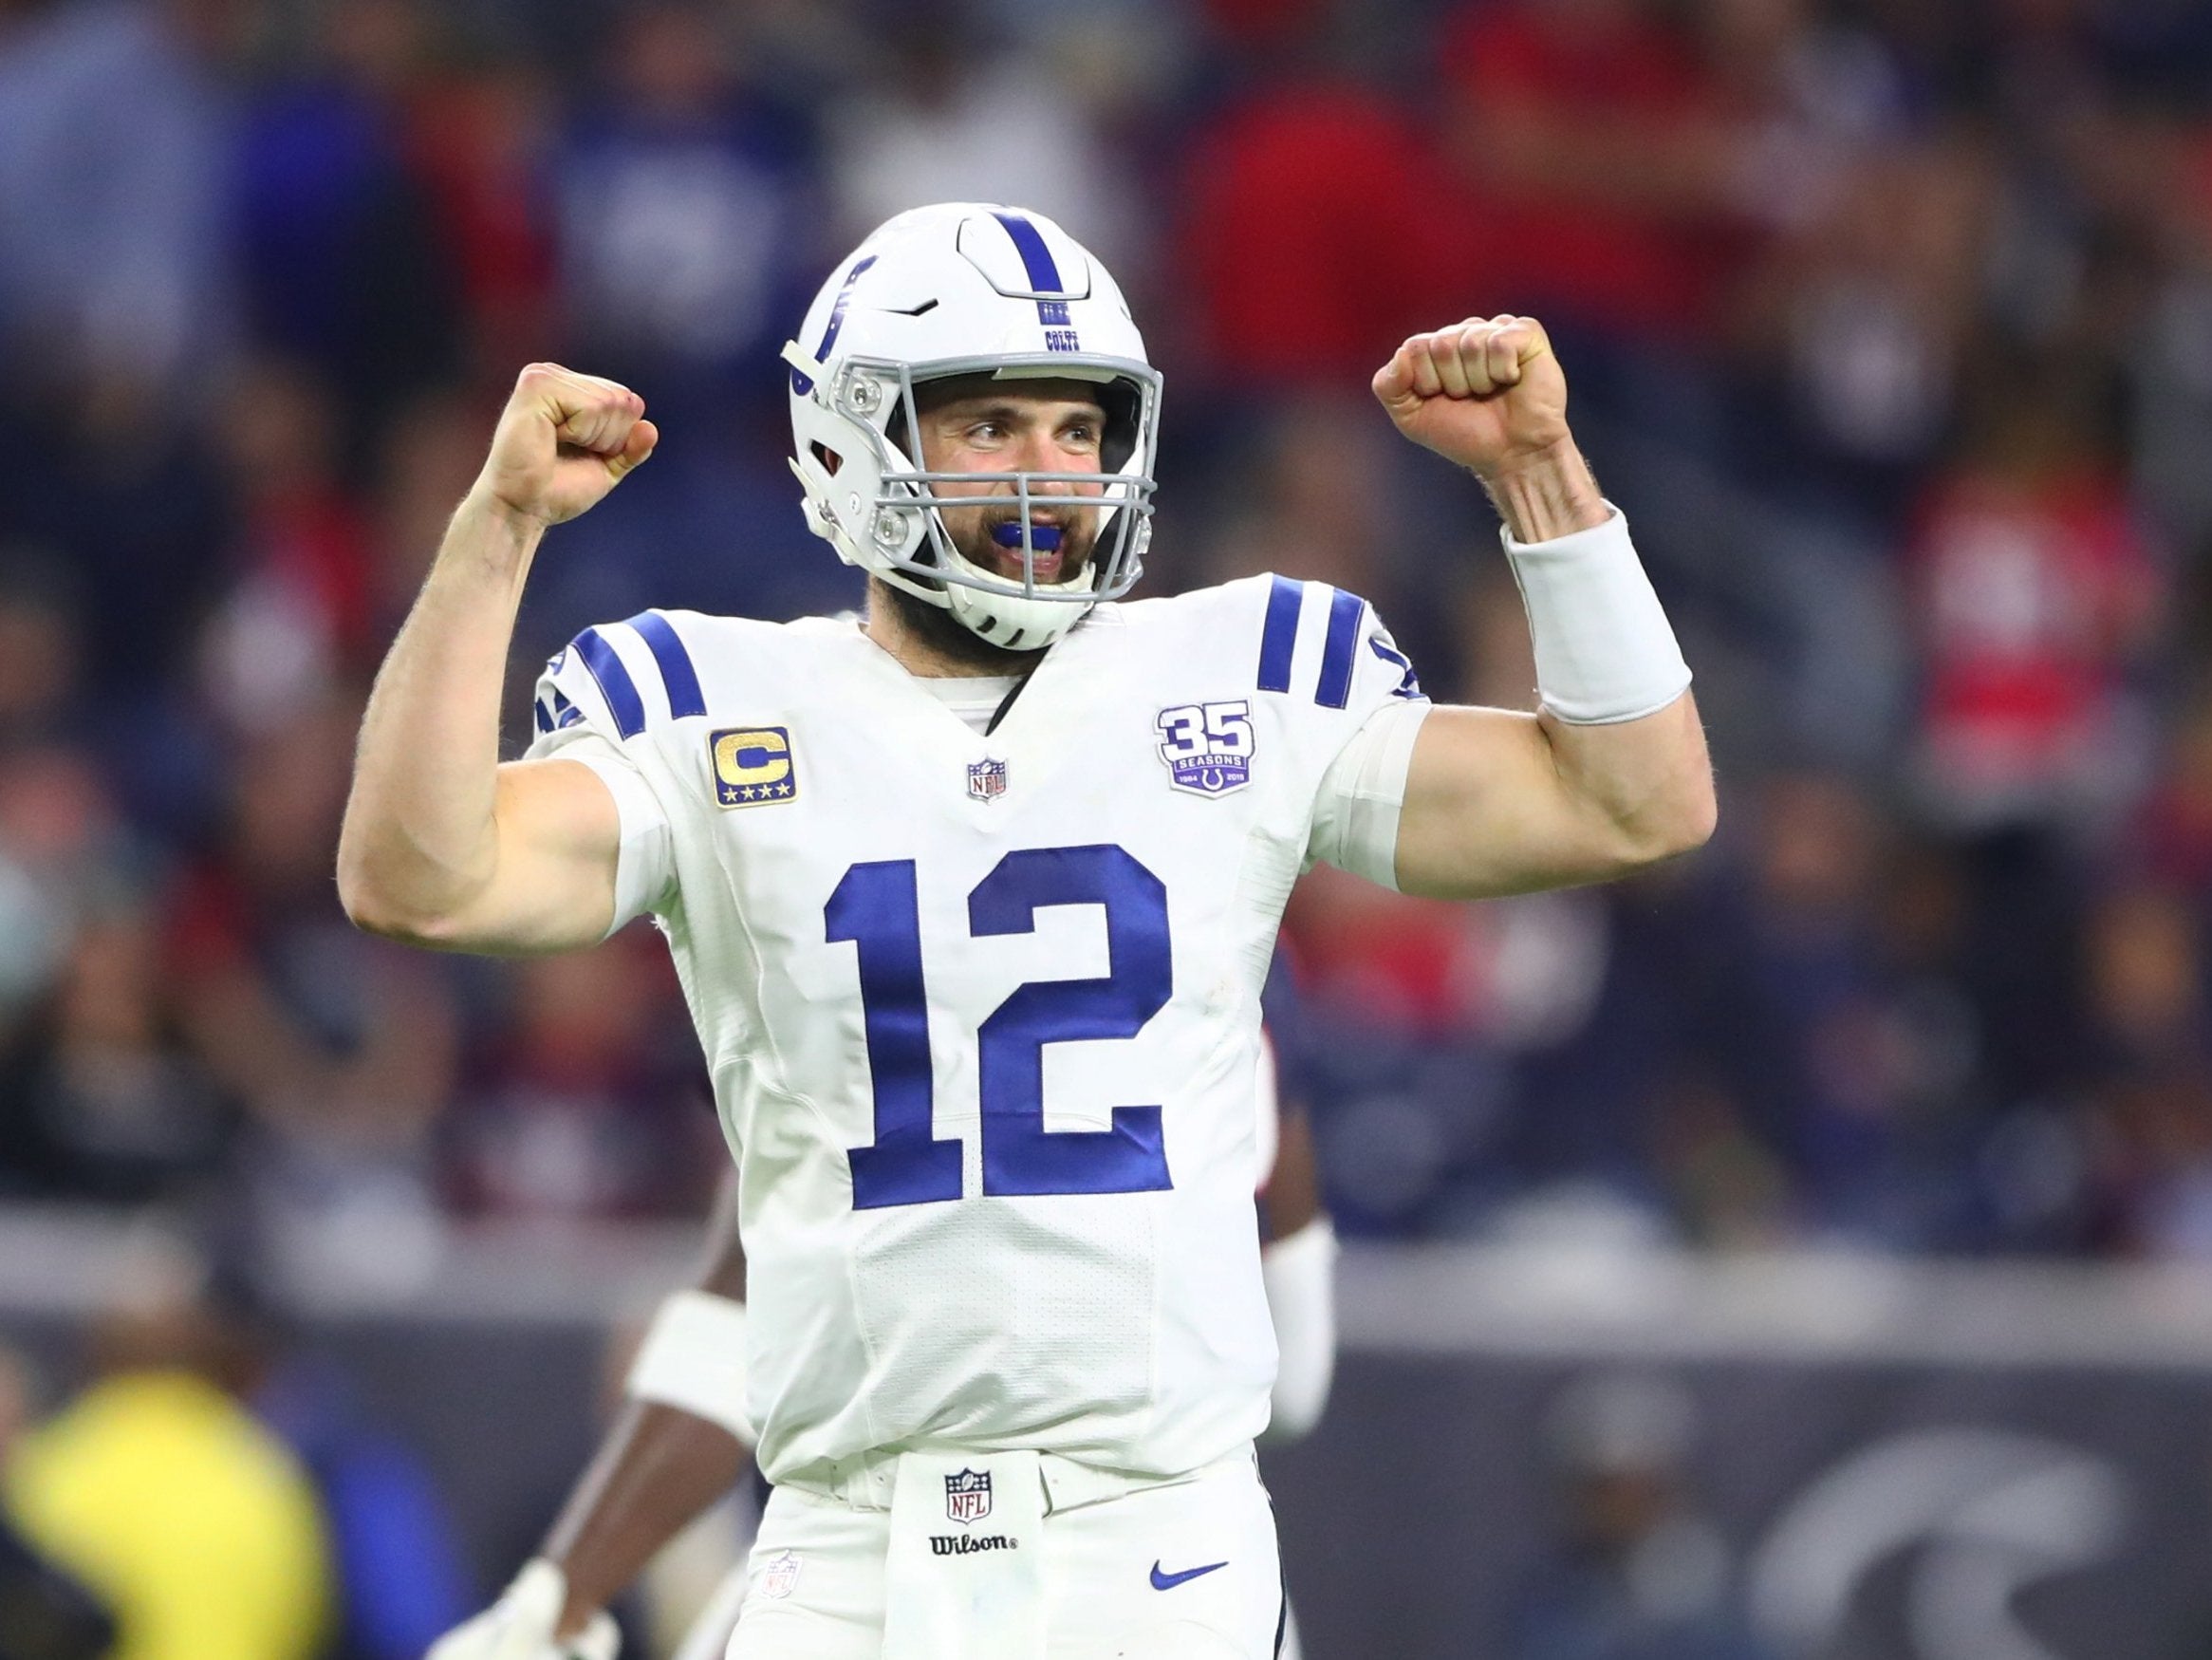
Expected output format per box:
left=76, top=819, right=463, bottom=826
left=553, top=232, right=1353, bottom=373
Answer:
left=198, top=1260, right=475, bottom=1660
left=252, top=1355, right=474, bottom=1660
left=1512, top=1373, right=1775, bottom=1660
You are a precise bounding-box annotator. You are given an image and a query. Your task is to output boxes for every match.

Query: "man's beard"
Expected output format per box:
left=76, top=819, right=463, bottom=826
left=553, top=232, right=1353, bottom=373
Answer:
left=875, top=510, right=1102, bottom=669
left=877, top=579, right=1041, bottom=670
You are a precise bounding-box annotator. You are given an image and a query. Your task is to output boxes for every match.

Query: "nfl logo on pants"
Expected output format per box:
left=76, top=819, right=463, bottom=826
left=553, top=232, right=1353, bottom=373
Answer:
left=944, top=1468, right=993, bottom=1524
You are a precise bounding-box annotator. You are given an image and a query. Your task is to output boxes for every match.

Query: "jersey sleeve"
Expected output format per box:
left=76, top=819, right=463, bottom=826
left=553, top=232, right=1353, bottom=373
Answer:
left=1247, top=577, right=1429, bottom=887
left=522, top=628, right=679, bottom=930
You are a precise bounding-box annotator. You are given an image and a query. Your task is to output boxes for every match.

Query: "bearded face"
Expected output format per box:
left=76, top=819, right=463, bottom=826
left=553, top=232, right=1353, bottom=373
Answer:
left=910, top=375, right=1111, bottom=589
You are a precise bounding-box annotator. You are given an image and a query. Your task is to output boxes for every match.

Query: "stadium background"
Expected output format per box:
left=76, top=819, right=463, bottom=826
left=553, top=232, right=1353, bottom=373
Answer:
left=5, top=0, right=2212, bottom=1653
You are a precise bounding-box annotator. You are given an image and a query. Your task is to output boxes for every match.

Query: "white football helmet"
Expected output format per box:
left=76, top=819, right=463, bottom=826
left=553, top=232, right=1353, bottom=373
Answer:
left=783, top=202, right=1162, bottom=651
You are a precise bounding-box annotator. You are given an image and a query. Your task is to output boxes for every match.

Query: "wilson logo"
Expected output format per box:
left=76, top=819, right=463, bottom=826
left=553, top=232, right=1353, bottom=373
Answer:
left=930, top=1533, right=1018, bottom=1557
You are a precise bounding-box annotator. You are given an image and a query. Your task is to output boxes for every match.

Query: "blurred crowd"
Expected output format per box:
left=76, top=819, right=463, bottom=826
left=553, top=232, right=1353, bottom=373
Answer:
left=3, top=0, right=2212, bottom=1273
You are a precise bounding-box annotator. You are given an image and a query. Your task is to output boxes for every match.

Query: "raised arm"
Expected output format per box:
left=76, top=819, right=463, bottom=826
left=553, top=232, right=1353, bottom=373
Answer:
left=1371, top=317, right=1717, bottom=900
left=336, top=365, right=657, bottom=955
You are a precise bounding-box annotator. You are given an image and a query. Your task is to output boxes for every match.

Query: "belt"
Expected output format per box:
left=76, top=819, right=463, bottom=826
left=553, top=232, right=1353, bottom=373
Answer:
left=778, top=1443, right=1252, bottom=1516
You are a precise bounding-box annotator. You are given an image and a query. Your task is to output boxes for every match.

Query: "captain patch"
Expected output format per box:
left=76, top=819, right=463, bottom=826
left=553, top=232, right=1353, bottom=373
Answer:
left=712, top=726, right=798, bottom=808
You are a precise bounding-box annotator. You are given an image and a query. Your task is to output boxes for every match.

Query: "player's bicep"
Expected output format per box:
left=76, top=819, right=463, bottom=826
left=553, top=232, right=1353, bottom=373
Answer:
left=1391, top=703, right=1637, bottom=899
left=427, top=757, right=632, bottom=955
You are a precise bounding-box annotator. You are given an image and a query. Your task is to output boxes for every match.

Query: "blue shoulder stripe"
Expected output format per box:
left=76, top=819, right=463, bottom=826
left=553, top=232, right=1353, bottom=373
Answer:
left=1257, top=576, right=1304, bottom=694
left=627, top=610, right=706, bottom=720
left=1315, top=588, right=1366, bottom=709
left=1369, top=635, right=1422, bottom=699
left=572, top=627, right=645, bottom=739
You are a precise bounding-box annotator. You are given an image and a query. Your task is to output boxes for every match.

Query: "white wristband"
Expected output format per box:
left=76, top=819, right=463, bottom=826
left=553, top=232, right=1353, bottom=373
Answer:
left=1502, top=506, right=1691, bottom=724
left=624, top=1290, right=753, bottom=1444
left=1260, top=1218, right=1339, bottom=1444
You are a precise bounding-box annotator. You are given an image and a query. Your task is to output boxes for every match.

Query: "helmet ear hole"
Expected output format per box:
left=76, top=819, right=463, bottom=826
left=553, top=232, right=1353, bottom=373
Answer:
left=810, top=441, right=844, bottom=476
left=1100, top=379, right=1143, bottom=473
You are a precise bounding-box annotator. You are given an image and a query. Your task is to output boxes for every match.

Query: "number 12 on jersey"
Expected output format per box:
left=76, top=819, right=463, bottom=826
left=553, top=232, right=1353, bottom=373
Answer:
left=826, top=844, right=1175, bottom=1208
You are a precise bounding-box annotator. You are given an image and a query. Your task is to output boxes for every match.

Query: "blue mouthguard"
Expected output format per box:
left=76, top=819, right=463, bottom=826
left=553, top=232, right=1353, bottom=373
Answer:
left=991, top=522, right=1063, bottom=552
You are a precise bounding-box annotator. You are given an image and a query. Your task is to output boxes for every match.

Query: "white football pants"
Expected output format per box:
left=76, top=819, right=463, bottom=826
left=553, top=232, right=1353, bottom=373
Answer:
left=724, top=1450, right=1282, bottom=1660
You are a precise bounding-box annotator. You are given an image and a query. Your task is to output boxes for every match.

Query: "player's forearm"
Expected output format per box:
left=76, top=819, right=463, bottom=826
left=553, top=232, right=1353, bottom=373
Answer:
left=337, top=492, right=541, bottom=939
left=542, top=1401, right=753, bottom=1638
left=541, top=1175, right=750, bottom=1633
left=1488, top=443, right=1715, bottom=864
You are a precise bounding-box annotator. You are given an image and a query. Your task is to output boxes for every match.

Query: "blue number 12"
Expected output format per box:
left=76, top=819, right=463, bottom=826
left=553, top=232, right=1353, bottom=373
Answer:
left=825, top=844, right=1174, bottom=1208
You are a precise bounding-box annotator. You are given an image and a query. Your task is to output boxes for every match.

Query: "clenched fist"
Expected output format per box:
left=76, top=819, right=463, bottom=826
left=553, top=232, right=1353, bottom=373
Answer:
left=1372, top=316, right=1570, bottom=479
left=473, top=364, right=659, bottom=529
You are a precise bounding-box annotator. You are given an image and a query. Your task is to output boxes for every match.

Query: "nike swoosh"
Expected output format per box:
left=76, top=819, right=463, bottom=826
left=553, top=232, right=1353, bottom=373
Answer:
left=1150, top=1559, right=1229, bottom=1591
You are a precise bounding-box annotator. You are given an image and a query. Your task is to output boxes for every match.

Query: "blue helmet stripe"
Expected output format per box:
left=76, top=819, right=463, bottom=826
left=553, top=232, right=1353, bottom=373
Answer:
left=627, top=611, right=706, bottom=719
left=1257, top=576, right=1304, bottom=693
left=791, top=254, right=878, bottom=396
left=572, top=627, right=646, bottom=738
left=1315, top=588, right=1366, bottom=709
left=992, top=211, right=1065, bottom=294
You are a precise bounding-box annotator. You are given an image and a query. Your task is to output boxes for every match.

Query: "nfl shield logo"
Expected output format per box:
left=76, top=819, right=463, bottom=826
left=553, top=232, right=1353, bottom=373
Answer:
left=759, top=1550, right=802, bottom=1601
left=945, top=1467, right=993, bottom=1525
left=966, top=757, right=1009, bottom=802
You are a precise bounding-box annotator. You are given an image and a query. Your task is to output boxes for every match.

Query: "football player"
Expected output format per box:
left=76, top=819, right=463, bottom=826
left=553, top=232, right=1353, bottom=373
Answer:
left=422, top=984, right=1336, bottom=1660
left=340, top=202, right=1713, bottom=1659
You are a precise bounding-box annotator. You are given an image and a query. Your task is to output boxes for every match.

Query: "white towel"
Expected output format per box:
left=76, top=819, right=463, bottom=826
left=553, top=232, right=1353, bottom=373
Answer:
left=883, top=1450, right=1048, bottom=1660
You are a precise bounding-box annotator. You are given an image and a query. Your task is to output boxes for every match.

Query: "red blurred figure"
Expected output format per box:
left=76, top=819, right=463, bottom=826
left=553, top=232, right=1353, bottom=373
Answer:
left=1438, top=0, right=1738, bottom=340
left=1179, top=2, right=1481, bottom=390
left=405, top=61, right=562, bottom=375
left=202, top=359, right=377, bottom=730
left=1181, top=84, right=1478, bottom=390
left=1905, top=375, right=2163, bottom=829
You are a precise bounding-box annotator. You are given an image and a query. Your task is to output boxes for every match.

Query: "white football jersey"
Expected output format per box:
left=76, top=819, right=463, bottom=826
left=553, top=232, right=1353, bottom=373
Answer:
left=525, top=576, right=1424, bottom=1484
